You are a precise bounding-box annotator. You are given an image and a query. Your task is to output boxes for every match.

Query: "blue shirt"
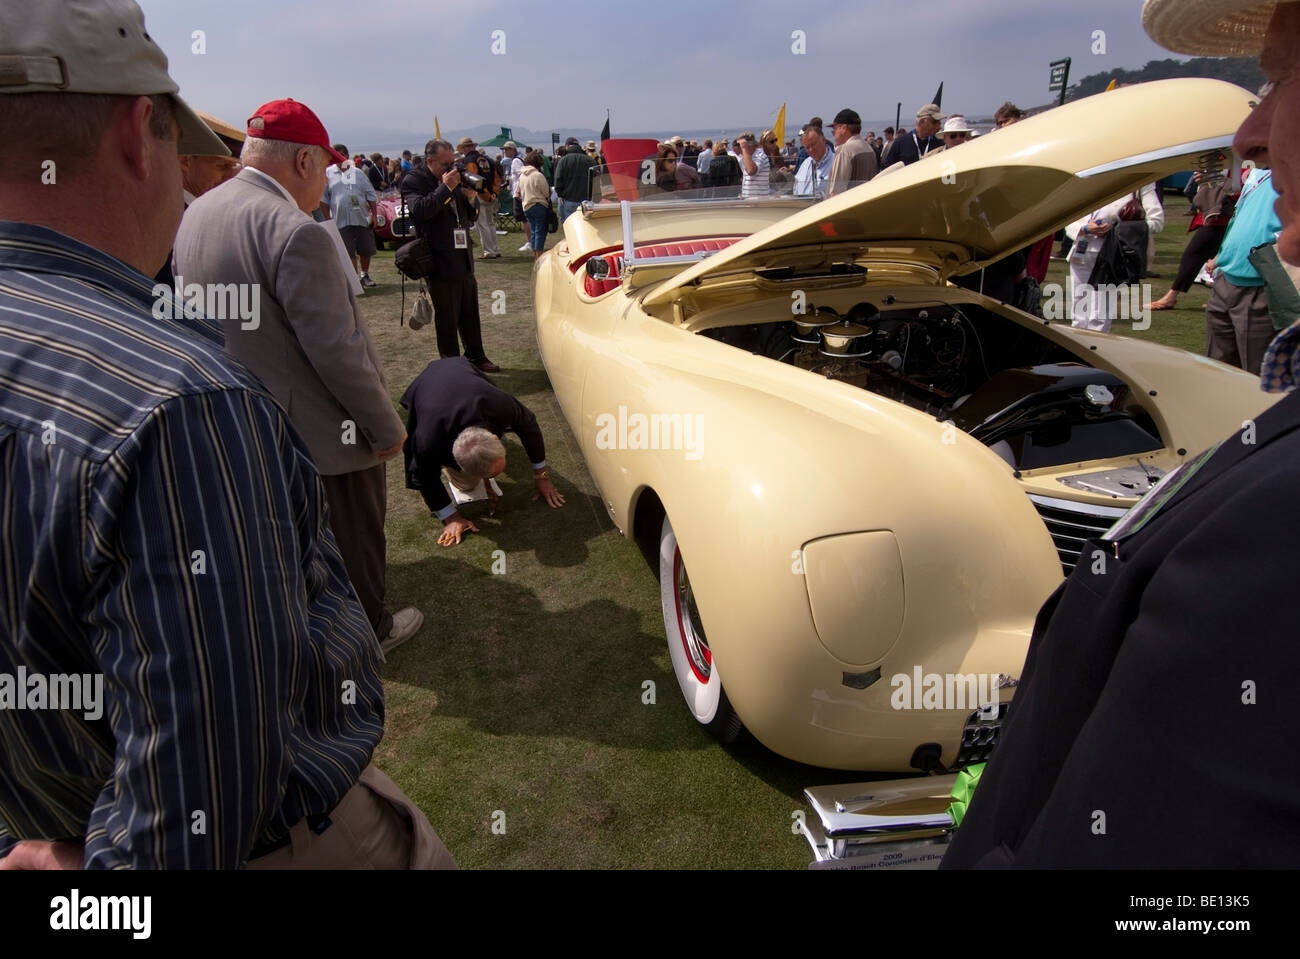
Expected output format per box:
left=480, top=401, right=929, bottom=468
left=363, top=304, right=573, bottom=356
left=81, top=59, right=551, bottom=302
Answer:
left=0, top=222, right=384, bottom=868
left=323, top=162, right=378, bottom=229
left=795, top=146, right=835, bottom=197
left=1216, top=169, right=1281, bottom=287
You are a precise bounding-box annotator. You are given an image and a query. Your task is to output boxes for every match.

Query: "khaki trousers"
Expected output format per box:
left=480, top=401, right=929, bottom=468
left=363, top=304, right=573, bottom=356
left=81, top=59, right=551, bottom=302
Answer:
left=1206, top=276, right=1275, bottom=375
left=476, top=196, right=500, bottom=256
left=247, top=766, right=456, bottom=870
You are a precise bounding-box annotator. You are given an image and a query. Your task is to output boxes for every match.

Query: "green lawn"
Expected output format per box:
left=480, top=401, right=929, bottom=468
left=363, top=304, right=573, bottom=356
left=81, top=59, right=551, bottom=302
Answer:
left=1042, top=207, right=1213, bottom=352
left=358, top=206, right=1213, bottom=869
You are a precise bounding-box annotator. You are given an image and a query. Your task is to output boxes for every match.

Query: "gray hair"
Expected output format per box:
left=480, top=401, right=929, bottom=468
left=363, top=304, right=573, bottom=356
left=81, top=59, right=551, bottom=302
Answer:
left=240, top=135, right=326, bottom=167
left=453, top=427, right=506, bottom=477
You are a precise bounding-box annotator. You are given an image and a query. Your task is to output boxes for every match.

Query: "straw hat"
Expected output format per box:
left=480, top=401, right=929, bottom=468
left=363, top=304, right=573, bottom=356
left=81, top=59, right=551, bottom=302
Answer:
left=1142, top=0, right=1295, bottom=56
left=191, top=109, right=244, bottom=156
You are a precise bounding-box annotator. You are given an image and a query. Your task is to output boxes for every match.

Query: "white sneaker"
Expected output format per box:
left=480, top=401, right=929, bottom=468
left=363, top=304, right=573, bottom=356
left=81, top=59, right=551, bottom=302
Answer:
left=519, top=243, right=532, bottom=252
left=380, top=606, right=423, bottom=655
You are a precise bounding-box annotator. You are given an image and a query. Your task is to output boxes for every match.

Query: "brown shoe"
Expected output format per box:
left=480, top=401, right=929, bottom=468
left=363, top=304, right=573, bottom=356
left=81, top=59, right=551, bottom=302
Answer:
left=472, top=359, right=501, bottom=373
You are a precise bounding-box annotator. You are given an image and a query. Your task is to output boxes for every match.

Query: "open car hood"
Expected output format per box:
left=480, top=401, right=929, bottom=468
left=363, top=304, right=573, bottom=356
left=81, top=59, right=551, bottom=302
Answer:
left=642, top=78, right=1254, bottom=308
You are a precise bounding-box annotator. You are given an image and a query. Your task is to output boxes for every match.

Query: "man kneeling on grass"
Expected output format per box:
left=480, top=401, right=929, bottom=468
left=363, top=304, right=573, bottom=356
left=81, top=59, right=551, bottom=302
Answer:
left=401, top=358, right=566, bottom=546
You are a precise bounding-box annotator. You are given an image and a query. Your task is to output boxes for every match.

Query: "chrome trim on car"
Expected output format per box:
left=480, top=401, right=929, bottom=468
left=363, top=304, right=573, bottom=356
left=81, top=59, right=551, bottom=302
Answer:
left=1075, top=134, right=1236, bottom=178
left=1028, top=494, right=1129, bottom=573
left=1027, top=494, right=1129, bottom=517
left=800, top=779, right=956, bottom=866
left=620, top=199, right=634, bottom=269
left=589, top=196, right=813, bottom=217
left=624, top=252, right=720, bottom=272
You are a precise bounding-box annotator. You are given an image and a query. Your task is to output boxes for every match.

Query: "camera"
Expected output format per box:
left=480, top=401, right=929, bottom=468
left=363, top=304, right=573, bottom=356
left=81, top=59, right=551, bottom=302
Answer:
left=453, top=160, right=486, bottom=190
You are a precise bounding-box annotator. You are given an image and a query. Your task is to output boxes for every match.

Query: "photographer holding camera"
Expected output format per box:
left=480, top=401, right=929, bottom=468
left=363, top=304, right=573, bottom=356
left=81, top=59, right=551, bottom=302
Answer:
left=400, top=138, right=499, bottom=372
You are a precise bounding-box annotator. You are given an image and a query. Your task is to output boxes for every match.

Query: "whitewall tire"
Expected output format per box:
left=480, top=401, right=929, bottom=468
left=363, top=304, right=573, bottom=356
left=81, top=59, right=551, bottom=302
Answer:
left=659, top=515, right=744, bottom=743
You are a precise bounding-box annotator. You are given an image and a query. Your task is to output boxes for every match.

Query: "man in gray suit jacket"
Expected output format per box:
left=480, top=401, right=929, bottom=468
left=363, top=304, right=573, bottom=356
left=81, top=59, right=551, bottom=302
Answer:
left=176, top=98, right=423, bottom=653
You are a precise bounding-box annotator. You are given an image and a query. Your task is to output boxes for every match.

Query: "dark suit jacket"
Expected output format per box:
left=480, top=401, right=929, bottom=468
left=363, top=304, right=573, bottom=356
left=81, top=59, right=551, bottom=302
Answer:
left=400, top=358, right=546, bottom=514
left=942, top=388, right=1300, bottom=868
left=400, top=166, right=477, bottom=279
left=175, top=168, right=405, bottom=476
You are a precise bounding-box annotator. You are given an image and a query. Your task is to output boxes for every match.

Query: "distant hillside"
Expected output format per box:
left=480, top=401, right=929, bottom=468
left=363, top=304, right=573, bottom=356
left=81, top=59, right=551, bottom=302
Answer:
left=1068, top=57, right=1264, bottom=100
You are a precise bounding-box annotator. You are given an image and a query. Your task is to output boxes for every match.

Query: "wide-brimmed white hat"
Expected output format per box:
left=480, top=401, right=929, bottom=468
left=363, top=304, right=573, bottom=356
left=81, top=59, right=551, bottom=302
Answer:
left=1142, top=0, right=1296, bottom=56
left=941, top=115, right=973, bottom=135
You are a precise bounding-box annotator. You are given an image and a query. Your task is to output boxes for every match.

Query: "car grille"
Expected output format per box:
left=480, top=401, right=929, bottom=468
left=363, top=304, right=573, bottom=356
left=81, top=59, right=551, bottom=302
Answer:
left=1028, top=494, right=1129, bottom=574
left=390, top=215, right=414, bottom=238
left=952, top=702, right=1010, bottom=769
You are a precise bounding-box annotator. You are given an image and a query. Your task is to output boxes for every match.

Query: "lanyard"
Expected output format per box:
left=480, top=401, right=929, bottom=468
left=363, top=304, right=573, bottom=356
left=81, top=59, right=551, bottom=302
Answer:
left=914, top=132, right=932, bottom=159
left=1237, top=170, right=1272, bottom=207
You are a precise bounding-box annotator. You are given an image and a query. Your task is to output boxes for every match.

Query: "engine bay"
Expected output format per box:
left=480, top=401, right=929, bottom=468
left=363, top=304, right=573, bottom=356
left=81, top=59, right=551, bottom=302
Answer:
left=701, top=297, right=1164, bottom=471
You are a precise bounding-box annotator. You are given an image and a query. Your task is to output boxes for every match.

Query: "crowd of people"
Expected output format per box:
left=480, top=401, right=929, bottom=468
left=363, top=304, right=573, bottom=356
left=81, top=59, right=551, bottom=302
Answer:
left=2, top=0, right=1299, bottom=871
left=0, top=0, right=567, bottom=869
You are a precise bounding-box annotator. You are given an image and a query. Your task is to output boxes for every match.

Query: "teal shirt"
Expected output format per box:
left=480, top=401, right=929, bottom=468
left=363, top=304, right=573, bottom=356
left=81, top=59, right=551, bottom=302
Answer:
left=1216, top=169, right=1281, bottom=287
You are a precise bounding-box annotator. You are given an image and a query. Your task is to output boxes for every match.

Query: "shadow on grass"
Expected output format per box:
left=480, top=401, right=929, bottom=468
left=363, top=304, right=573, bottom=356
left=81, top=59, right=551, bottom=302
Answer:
left=448, top=452, right=606, bottom=568
left=484, top=366, right=554, bottom=399
left=385, top=549, right=710, bottom=755
left=724, top=733, right=919, bottom=801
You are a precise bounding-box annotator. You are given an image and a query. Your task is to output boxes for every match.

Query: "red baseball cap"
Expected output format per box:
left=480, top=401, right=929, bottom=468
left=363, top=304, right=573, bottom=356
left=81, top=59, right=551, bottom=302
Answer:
left=245, top=99, right=347, bottom=165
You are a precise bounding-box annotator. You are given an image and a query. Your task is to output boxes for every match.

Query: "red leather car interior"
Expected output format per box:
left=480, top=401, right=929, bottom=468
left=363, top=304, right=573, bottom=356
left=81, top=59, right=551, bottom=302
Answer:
left=577, top=238, right=741, bottom=296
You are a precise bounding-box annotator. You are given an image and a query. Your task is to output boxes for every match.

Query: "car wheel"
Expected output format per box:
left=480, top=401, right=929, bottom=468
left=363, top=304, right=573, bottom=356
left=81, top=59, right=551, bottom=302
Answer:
left=659, top=515, right=744, bottom=743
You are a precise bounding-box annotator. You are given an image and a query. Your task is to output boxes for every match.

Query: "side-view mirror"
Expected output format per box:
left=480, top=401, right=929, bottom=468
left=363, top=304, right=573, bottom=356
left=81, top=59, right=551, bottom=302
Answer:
left=586, top=257, right=611, bottom=279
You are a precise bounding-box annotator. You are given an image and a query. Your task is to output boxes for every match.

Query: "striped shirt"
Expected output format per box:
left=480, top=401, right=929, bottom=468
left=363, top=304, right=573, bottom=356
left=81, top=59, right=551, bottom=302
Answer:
left=739, top=148, right=770, bottom=198
left=0, top=221, right=384, bottom=868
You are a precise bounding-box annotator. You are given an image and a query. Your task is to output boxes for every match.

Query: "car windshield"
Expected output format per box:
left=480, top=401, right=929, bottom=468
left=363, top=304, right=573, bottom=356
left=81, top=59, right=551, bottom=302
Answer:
left=587, top=149, right=879, bottom=205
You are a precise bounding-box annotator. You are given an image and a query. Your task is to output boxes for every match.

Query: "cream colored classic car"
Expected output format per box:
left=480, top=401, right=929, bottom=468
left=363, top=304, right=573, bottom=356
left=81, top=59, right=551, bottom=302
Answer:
left=534, top=79, right=1276, bottom=772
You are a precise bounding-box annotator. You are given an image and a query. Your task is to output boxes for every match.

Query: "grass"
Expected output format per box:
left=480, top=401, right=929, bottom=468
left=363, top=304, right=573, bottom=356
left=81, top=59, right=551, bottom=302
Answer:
left=1042, top=207, right=1214, bottom=352
left=357, top=203, right=1213, bottom=869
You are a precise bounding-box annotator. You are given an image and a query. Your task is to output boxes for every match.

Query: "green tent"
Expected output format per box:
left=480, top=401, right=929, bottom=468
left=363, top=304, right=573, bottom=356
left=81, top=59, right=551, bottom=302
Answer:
left=479, top=126, right=529, bottom=151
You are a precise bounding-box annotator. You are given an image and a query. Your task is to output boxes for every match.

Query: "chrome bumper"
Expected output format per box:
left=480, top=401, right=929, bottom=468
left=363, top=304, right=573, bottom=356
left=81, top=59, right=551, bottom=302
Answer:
left=799, top=775, right=959, bottom=869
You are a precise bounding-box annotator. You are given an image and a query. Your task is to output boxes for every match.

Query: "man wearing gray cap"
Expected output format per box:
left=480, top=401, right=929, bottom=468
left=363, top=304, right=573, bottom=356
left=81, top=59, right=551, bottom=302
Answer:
left=0, top=0, right=453, bottom=869
left=887, top=104, right=944, bottom=166
left=942, top=0, right=1300, bottom=869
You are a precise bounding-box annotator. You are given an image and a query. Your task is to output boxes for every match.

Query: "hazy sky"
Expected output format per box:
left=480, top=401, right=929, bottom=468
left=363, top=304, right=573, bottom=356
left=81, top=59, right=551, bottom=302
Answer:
left=138, top=0, right=1184, bottom=145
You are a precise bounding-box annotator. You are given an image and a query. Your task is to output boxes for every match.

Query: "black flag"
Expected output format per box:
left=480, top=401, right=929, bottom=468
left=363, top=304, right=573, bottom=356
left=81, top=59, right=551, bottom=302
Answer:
left=600, top=114, right=611, bottom=142
left=932, top=82, right=944, bottom=109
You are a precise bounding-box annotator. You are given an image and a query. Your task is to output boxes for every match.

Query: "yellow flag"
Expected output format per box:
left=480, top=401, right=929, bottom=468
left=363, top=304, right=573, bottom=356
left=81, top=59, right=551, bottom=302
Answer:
left=435, top=115, right=442, bottom=139
left=1105, top=79, right=1118, bottom=91
left=773, top=103, right=786, bottom=148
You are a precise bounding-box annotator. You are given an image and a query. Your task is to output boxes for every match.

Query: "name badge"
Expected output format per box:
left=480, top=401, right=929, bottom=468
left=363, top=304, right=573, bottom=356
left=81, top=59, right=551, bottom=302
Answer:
left=453, top=229, right=469, bottom=249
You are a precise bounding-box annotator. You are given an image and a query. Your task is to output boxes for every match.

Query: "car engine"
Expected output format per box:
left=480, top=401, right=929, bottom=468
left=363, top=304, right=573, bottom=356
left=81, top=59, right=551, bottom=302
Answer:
left=702, top=300, right=1164, bottom=470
